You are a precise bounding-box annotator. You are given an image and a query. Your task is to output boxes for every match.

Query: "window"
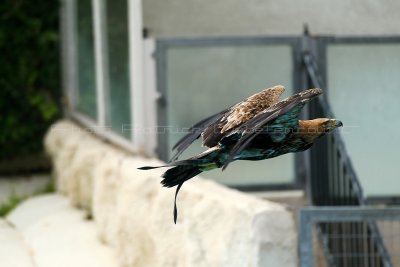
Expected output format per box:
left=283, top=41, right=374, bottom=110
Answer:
left=63, top=0, right=144, bottom=150
left=75, top=0, right=97, bottom=119
left=326, top=40, right=400, bottom=197
left=104, top=0, right=131, bottom=138
left=157, top=39, right=301, bottom=188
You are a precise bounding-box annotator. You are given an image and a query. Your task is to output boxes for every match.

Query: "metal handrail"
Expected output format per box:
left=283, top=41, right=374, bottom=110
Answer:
left=303, top=52, right=364, bottom=204
left=303, top=51, right=392, bottom=267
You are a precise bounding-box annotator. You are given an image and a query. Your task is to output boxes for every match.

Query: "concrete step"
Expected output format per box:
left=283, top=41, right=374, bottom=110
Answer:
left=5, top=194, right=118, bottom=267
left=0, top=219, right=35, bottom=267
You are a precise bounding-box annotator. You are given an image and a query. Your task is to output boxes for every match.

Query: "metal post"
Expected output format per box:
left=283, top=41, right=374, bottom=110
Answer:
left=299, top=210, right=314, bottom=267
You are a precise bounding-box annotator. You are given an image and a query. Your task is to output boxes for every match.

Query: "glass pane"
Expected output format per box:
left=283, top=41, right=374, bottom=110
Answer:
left=105, top=0, right=131, bottom=138
left=327, top=44, right=400, bottom=196
left=76, top=0, right=97, bottom=119
left=166, top=45, right=294, bottom=186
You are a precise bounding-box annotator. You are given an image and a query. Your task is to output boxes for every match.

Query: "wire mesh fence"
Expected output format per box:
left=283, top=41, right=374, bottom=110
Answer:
left=299, top=207, right=400, bottom=267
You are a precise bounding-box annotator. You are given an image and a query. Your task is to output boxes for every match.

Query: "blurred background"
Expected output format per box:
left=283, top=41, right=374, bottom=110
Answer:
left=2, top=0, right=400, bottom=267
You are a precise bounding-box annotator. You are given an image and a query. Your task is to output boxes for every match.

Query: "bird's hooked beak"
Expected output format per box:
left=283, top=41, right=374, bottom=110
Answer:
left=327, top=119, right=343, bottom=130
left=334, top=120, right=343, bottom=128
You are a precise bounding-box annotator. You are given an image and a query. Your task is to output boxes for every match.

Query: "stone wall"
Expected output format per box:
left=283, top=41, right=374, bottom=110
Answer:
left=44, top=120, right=297, bottom=267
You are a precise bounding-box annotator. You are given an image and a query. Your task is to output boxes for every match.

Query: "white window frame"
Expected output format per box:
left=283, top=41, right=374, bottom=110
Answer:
left=60, top=0, right=157, bottom=155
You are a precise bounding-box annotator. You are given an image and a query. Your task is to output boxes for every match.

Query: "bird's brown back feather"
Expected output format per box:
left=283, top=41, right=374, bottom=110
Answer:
left=202, top=85, right=285, bottom=147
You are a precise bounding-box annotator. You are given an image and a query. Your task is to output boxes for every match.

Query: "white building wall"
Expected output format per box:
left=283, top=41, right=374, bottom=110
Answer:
left=143, top=0, right=400, bottom=37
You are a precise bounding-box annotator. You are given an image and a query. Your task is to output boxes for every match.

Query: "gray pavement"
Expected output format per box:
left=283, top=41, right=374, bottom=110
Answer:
left=0, top=174, right=51, bottom=204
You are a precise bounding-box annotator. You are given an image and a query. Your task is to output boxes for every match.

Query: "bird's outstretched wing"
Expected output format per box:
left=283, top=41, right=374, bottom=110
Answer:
left=170, top=85, right=285, bottom=161
left=221, top=88, right=322, bottom=170
left=170, top=109, right=228, bottom=161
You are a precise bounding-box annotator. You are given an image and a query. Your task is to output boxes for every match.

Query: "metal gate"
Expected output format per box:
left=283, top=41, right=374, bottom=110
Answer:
left=299, top=207, right=400, bottom=267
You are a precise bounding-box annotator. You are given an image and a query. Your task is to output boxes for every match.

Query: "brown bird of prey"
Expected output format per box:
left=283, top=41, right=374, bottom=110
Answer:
left=139, top=85, right=343, bottom=223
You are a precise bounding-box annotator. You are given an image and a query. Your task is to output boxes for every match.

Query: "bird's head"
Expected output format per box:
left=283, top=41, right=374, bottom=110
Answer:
left=298, top=118, right=343, bottom=142
left=318, top=118, right=343, bottom=133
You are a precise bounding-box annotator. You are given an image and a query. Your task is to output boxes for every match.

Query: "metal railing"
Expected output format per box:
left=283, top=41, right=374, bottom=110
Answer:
left=303, top=51, right=392, bottom=267
left=299, top=207, right=400, bottom=267
left=303, top=51, right=364, bottom=206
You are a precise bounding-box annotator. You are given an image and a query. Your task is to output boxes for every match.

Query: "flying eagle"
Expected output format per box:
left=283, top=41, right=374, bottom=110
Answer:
left=139, top=85, right=343, bottom=223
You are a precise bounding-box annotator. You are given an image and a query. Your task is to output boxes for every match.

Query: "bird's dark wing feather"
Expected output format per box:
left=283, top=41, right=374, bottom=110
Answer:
left=264, top=101, right=306, bottom=143
left=221, top=88, right=322, bottom=170
left=170, top=109, right=228, bottom=161
left=172, top=86, right=285, bottom=160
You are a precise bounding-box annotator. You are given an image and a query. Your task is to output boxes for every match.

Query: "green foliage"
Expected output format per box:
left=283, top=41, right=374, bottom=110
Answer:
left=36, top=178, right=56, bottom=195
left=0, top=195, right=24, bottom=217
left=0, top=0, right=60, bottom=160
left=0, top=178, right=55, bottom=217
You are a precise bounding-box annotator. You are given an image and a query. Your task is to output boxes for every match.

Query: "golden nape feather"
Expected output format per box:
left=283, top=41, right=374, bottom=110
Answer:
left=298, top=118, right=343, bottom=143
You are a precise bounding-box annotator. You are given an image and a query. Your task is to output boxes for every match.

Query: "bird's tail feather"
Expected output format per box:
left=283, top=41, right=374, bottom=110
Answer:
left=138, top=159, right=204, bottom=187
left=138, top=148, right=219, bottom=223
left=137, top=158, right=206, bottom=170
left=161, top=165, right=202, bottom=188
left=162, top=165, right=202, bottom=224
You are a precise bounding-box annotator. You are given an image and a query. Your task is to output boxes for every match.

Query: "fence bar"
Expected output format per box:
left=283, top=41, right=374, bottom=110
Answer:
left=299, top=207, right=400, bottom=267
